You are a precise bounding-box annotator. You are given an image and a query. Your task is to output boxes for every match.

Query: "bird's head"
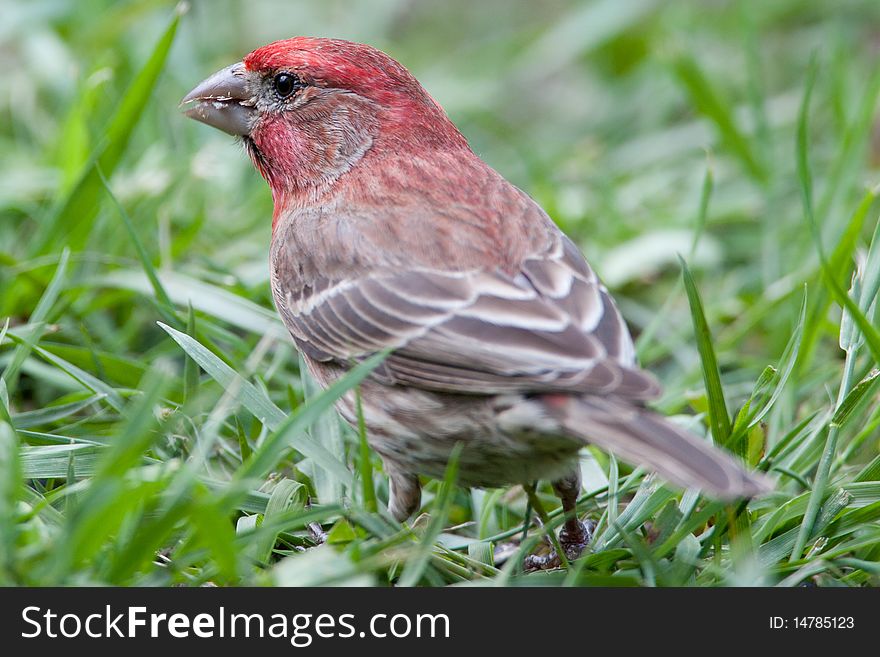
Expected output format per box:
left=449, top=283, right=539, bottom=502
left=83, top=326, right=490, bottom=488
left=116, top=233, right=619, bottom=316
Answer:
left=181, top=37, right=467, bottom=213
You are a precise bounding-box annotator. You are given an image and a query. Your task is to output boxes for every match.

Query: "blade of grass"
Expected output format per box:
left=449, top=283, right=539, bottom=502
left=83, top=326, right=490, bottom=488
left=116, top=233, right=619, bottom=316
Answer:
left=791, top=57, right=878, bottom=561
left=356, top=385, right=377, bottom=513
left=398, top=443, right=462, bottom=587
left=749, top=289, right=807, bottom=428
left=187, top=486, right=240, bottom=582
left=256, top=478, right=308, bottom=563
left=19, top=444, right=107, bottom=478
left=30, top=4, right=185, bottom=254
left=637, top=160, right=713, bottom=357
left=232, top=351, right=389, bottom=487
left=679, top=256, right=732, bottom=446
left=183, top=304, right=199, bottom=404
left=299, top=353, right=345, bottom=504
left=829, top=369, right=880, bottom=430
left=4, top=332, right=124, bottom=412
left=855, top=455, right=880, bottom=483
left=45, top=366, right=170, bottom=580
left=100, top=269, right=286, bottom=339
left=12, top=394, right=107, bottom=430
left=161, top=321, right=367, bottom=483
left=729, top=289, right=806, bottom=450
left=1, top=248, right=70, bottom=390
left=671, top=53, right=766, bottom=182
left=97, top=167, right=180, bottom=326
left=798, top=187, right=878, bottom=372
left=0, top=421, right=21, bottom=583
left=159, top=322, right=286, bottom=427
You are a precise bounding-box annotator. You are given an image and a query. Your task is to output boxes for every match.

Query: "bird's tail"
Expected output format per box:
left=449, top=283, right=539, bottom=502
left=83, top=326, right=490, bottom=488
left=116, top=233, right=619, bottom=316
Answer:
left=545, top=395, right=773, bottom=499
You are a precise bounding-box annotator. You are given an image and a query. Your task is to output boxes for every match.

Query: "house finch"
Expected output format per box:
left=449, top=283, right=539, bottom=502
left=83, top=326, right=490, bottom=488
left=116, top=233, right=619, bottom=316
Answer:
left=182, top=38, right=771, bottom=562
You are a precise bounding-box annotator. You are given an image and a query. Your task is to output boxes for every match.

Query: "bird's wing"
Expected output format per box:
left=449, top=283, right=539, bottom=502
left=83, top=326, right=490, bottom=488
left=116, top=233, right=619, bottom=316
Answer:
left=276, top=233, right=660, bottom=400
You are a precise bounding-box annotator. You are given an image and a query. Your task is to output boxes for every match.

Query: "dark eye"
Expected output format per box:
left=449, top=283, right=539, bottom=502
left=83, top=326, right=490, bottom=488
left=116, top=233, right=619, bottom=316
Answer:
left=273, top=73, right=298, bottom=99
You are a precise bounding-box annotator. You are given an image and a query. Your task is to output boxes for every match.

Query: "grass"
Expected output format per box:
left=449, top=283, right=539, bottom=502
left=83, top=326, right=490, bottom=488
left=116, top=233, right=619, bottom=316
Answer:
left=1, top=0, right=880, bottom=586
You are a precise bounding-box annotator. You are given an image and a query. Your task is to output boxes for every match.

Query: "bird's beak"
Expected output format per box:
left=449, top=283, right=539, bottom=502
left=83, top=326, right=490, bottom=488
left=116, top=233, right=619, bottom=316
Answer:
left=180, top=62, right=256, bottom=136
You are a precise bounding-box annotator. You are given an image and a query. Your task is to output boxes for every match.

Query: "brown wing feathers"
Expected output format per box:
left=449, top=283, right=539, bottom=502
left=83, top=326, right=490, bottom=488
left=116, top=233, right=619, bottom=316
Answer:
left=282, top=235, right=660, bottom=400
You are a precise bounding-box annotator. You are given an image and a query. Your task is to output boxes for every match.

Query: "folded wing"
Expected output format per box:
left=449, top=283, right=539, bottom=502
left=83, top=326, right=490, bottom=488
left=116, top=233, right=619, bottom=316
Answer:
left=276, top=233, right=660, bottom=401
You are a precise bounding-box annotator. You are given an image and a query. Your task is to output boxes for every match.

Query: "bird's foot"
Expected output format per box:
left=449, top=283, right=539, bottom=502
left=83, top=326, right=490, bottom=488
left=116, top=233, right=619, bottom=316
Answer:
left=523, top=519, right=595, bottom=571
left=308, top=520, right=328, bottom=546
left=302, top=497, right=328, bottom=547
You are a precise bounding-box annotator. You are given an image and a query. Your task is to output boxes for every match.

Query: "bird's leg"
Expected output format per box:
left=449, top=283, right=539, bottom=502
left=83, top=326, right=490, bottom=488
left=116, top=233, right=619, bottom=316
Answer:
left=520, top=487, right=534, bottom=546
left=307, top=520, right=328, bottom=545
left=387, top=468, right=422, bottom=522
left=523, top=470, right=593, bottom=571
left=552, top=470, right=593, bottom=561
left=522, top=481, right=571, bottom=570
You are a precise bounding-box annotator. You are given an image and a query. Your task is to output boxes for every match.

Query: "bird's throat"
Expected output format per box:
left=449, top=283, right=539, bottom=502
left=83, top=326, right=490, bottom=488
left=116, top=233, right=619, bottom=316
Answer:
left=252, top=109, right=379, bottom=232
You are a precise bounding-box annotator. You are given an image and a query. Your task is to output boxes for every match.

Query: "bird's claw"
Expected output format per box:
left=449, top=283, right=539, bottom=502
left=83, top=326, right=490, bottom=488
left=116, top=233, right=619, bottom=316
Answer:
left=523, top=519, right=595, bottom=571
left=308, top=521, right=328, bottom=546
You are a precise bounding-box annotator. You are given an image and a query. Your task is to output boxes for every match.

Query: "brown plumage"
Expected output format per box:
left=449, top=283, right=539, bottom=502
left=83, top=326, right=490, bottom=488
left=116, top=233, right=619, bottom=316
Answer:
left=182, top=38, right=772, bottom=542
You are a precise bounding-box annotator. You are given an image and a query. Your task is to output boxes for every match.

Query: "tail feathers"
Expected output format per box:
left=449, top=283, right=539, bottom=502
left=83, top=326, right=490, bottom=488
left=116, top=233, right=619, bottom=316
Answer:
left=550, top=396, right=773, bottom=500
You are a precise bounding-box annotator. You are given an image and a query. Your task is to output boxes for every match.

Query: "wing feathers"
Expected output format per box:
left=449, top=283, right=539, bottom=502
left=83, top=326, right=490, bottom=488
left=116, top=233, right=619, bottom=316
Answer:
left=282, top=235, right=657, bottom=399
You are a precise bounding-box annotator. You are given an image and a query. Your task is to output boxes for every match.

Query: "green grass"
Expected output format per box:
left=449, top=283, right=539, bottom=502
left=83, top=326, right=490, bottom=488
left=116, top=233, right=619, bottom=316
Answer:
left=2, top=0, right=880, bottom=586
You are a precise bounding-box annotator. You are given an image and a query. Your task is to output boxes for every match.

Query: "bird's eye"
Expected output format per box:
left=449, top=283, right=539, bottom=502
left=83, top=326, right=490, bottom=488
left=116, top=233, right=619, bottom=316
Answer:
left=273, top=73, right=298, bottom=99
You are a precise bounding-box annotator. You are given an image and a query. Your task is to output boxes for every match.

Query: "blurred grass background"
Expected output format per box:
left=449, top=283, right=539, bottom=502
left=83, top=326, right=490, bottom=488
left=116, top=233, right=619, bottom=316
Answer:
left=2, top=0, right=880, bottom=586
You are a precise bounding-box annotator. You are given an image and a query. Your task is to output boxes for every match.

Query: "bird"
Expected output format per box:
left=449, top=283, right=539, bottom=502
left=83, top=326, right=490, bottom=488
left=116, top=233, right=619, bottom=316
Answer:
left=181, top=37, right=772, bottom=565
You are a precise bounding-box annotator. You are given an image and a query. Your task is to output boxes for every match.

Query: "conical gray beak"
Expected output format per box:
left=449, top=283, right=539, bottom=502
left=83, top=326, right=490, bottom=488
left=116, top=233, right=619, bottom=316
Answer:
left=180, top=62, right=256, bottom=136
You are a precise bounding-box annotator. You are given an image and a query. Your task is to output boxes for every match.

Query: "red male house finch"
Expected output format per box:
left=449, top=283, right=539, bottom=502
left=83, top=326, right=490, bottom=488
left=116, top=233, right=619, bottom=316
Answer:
left=182, top=38, right=771, bottom=561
